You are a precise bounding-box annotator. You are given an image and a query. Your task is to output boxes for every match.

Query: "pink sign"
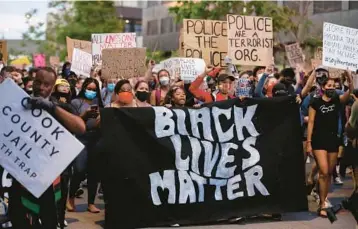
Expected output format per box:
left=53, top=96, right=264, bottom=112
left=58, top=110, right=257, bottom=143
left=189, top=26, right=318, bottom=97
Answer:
left=33, top=54, right=46, bottom=67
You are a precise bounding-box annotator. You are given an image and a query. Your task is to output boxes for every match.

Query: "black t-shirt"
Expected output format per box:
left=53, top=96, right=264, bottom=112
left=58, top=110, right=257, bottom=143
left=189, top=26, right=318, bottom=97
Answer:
left=310, top=95, right=341, bottom=139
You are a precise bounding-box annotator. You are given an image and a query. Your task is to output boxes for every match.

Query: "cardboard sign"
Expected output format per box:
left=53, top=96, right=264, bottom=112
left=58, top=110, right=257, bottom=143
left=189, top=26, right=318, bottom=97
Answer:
left=101, top=48, right=146, bottom=80
left=66, top=37, right=92, bottom=63
left=285, top=43, right=304, bottom=67
left=92, top=33, right=137, bottom=65
left=183, top=19, right=227, bottom=67
left=315, top=47, right=322, bottom=61
left=0, top=79, right=84, bottom=197
left=70, top=48, right=93, bottom=78
left=0, top=40, right=8, bottom=64
left=227, top=15, right=273, bottom=66
left=49, top=56, right=60, bottom=67
left=323, top=22, right=358, bottom=71
left=33, top=54, right=46, bottom=67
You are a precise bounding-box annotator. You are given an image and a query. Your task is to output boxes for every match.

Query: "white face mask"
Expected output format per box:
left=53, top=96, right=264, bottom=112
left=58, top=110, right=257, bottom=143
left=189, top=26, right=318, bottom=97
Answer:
left=159, top=77, right=170, bottom=86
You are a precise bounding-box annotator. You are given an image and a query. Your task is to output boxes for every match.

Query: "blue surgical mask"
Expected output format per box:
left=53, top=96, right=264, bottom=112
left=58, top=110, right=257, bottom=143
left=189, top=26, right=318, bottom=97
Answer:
left=107, top=83, right=115, bottom=92
left=85, top=90, right=97, bottom=100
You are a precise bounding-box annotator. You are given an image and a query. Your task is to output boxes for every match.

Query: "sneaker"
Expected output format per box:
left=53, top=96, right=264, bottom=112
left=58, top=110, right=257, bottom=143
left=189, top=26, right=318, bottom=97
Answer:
left=75, top=188, right=84, bottom=198
left=334, top=177, right=344, bottom=185
left=325, top=198, right=333, bottom=208
left=80, top=179, right=88, bottom=187
left=170, top=224, right=180, bottom=227
left=64, top=220, right=68, bottom=227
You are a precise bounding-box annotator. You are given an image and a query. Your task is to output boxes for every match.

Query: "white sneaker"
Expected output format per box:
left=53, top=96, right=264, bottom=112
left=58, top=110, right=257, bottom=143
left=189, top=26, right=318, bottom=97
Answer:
left=64, top=220, right=68, bottom=227
left=325, top=198, right=332, bottom=208
left=170, top=224, right=180, bottom=227
left=334, top=177, right=343, bottom=185
left=306, top=157, right=311, bottom=164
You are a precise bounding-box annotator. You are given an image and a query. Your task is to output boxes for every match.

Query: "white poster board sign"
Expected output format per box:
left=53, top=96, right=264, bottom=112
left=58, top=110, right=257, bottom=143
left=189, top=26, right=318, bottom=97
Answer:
left=0, top=79, right=84, bottom=198
left=323, top=22, right=358, bottom=71
left=71, top=48, right=93, bottom=78
left=179, top=58, right=206, bottom=82
left=91, top=33, right=137, bottom=65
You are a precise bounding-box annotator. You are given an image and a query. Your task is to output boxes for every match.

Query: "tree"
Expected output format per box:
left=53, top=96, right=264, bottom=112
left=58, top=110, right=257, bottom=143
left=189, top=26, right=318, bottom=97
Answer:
left=23, top=0, right=124, bottom=61
left=169, top=1, right=296, bottom=33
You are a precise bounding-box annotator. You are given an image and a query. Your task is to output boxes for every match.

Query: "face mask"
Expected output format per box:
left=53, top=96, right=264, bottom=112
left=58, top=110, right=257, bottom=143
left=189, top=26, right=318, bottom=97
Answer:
left=107, top=83, right=115, bottom=92
left=159, top=77, right=170, bottom=86
left=25, top=89, right=33, bottom=95
left=136, top=91, right=149, bottom=102
left=325, top=89, right=336, bottom=98
left=117, top=92, right=133, bottom=104
left=63, top=69, right=71, bottom=77
left=85, top=90, right=97, bottom=100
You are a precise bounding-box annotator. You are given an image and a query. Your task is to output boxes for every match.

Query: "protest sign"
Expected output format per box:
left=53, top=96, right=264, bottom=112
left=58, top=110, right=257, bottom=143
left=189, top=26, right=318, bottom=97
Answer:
left=160, top=58, right=181, bottom=80
left=323, top=22, right=358, bottom=71
left=33, top=54, right=46, bottom=67
left=91, top=33, right=137, bottom=65
left=101, top=97, right=307, bottom=228
left=285, top=43, right=304, bottom=67
left=0, top=79, right=84, bottom=198
left=101, top=48, right=146, bottom=80
left=70, top=48, right=93, bottom=78
left=49, top=56, right=60, bottom=67
left=0, top=40, right=8, bottom=64
left=66, top=37, right=92, bottom=63
left=152, top=64, right=164, bottom=73
left=183, top=19, right=227, bottom=67
left=179, top=58, right=206, bottom=82
left=227, top=15, right=273, bottom=66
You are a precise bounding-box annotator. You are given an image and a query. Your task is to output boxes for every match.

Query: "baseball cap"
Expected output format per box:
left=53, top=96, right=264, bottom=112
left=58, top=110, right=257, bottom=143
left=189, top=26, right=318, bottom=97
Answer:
left=272, top=83, right=288, bottom=97
left=217, top=73, right=235, bottom=82
left=55, top=79, right=70, bottom=87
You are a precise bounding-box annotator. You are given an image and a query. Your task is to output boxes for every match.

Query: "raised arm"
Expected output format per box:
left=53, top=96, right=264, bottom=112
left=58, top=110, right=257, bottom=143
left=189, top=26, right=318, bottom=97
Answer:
left=340, top=70, right=353, bottom=104
left=301, top=70, right=316, bottom=98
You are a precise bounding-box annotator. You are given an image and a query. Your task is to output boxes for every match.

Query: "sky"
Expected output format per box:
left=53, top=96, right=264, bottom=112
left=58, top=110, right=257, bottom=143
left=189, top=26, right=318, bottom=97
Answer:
left=0, top=1, right=49, bottom=40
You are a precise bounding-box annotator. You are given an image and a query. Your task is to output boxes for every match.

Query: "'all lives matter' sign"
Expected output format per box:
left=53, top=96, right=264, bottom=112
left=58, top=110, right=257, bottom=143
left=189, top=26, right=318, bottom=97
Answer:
left=0, top=79, right=84, bottom=198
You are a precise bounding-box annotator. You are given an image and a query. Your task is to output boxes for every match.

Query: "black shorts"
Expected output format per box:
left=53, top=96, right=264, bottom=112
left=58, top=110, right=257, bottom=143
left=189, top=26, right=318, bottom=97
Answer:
left=312, top=135, right=340, bottom=153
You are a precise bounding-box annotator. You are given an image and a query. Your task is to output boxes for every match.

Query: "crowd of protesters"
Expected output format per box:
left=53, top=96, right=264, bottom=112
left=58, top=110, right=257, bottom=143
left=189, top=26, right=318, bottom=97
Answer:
left=0, top=58, right=357, bottom=228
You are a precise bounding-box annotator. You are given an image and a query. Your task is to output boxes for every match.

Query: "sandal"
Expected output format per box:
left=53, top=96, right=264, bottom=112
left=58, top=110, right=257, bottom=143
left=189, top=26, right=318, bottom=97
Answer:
left=317, top=207, right=328, bottom=218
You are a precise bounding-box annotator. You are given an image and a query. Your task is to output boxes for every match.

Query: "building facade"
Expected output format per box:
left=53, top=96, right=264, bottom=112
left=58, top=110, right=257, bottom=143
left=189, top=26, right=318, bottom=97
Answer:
left=143, top=0, right=358, bottom=51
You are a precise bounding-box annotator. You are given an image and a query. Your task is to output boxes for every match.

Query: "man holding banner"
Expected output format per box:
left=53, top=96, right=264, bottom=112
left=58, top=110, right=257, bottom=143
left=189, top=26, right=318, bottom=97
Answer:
left=8, top=67, right=85, bottom=229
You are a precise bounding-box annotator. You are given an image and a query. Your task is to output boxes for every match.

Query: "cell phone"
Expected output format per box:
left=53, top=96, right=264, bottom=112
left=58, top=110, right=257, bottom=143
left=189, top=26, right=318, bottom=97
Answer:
left=90, top=105, right=98, bottom=111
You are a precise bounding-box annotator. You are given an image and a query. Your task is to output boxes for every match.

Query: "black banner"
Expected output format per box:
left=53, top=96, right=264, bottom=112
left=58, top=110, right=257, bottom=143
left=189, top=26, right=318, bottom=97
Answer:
left=101, top=97, right=307, bottom=228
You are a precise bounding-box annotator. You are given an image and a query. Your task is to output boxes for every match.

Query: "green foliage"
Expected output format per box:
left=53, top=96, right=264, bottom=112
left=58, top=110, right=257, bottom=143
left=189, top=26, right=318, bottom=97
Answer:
left=22, top=0, right=124, bottom=61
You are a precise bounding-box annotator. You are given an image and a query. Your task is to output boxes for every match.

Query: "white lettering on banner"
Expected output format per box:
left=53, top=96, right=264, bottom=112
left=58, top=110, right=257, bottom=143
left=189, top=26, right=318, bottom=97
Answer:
left=70, top=48, right=92, bottom=78
left=323, top=22, right=358, bottom=71
left=149, top=104, right=270, bottom=205
left=91, top=33, right=136, bottom=65
left=0, top=79, right=84, bottom=198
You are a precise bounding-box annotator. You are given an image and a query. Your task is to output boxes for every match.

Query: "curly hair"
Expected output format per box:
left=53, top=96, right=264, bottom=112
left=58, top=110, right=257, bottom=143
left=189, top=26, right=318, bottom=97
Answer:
left=163, top=86, right=185, bottom=105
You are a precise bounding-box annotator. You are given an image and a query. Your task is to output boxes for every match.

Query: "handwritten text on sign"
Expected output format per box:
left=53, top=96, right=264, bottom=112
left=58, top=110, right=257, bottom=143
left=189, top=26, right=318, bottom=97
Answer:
left=66, top=37, right=92, bottom=63
left=323, top=22, right=358, bottom=71
left=183, top=19, right=227, bottom=67
left=150, top=105, right=269, bottom=205
left=70, top=48, right=93, bottom=78
left=227, top=15, right=273, bottom=66
left=33, top=54, right=46, bottom=68
left=0, top=79, right=84, bottom=198
left=285, top=43, right=304, bottom=67
left=91, top=33, right=136, bottom=65
left=101, top=48, right=146, bottom=80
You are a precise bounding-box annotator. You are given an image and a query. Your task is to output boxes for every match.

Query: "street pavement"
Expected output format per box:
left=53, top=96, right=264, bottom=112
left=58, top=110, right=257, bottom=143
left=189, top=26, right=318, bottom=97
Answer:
left=67, top=176, right=357, bottom=229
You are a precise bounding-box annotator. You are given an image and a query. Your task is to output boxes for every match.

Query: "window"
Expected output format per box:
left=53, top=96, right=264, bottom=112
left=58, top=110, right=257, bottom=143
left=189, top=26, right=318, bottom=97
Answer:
left=135, top=24, right=142, bottom=35
left=161, top=17, right=174, bottom=34
left=350, top=0, right=358, bottom=9
left=147, top=1, right=159, bottom=7
left=147, top=20, right=158, bottom=35
left=313, top=1, right=342, bottom=14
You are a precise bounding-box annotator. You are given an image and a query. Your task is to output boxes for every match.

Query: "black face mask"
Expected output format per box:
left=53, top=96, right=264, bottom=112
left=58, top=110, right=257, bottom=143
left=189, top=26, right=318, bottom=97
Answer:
left=136, top=91, right=149, bottom=102
left=25, top=89, right=33, bottom=95
left=325, top=89, right=336, bottom=98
